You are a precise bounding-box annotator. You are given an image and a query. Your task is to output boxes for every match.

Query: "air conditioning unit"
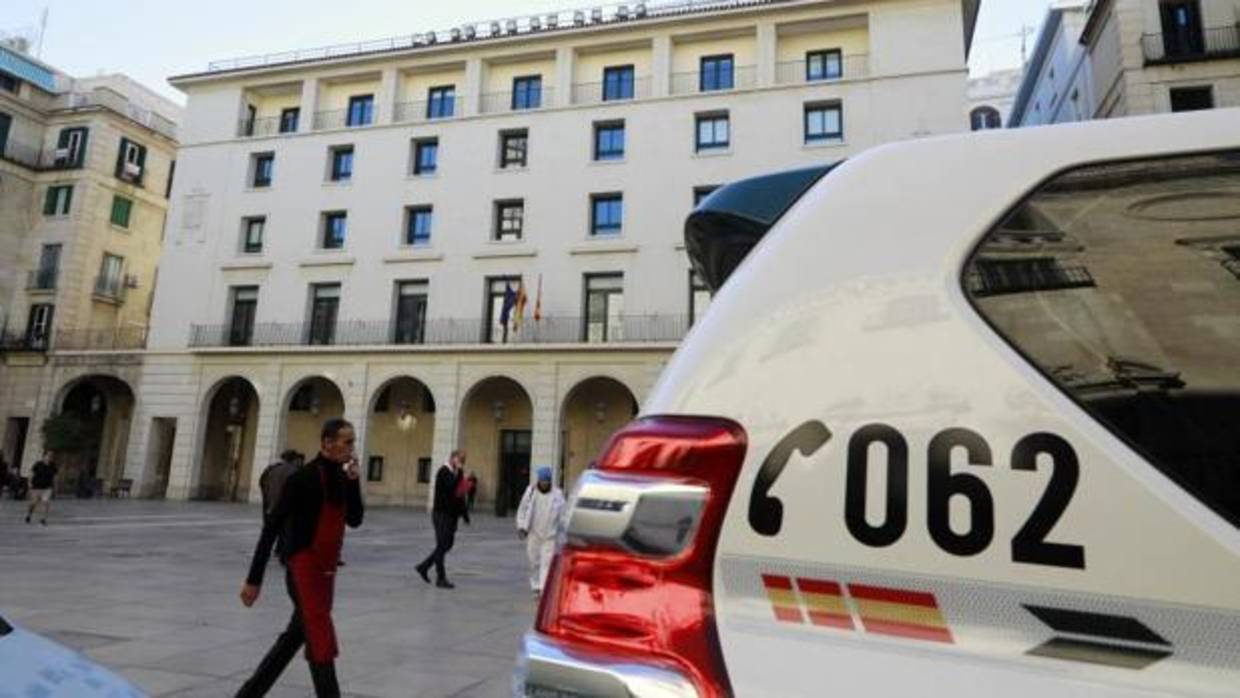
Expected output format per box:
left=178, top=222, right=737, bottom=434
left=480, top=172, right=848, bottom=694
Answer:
left=546, top=14, right=559, bottom=29
left=425, top=32, right=437, bottom=44
left=124, top=274, right=140, bottom=289
left=490, top=21, right=501, bottom=36
left=505, top=19, right=519, bottom=35
left=54, top=147, right=71, bottom=161
left=574, top=10, right=586, bottom=26
left=123, top=162, right=142, bottom=178
left=464, top=25, right=476, bottom=40
left=617, top=5, right=630, bottom=20
left=635, top=3, right=648, bottom=18
left=530, top=16, right=542, bottom=31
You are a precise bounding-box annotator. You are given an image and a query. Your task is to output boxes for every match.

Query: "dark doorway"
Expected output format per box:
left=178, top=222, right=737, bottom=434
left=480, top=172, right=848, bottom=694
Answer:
left=496, top=429, right=531, bottom=517
left=5, top=417, right=29, bottom=474
left=1160, top=0, right=1204, bottom=58
left=1170, top=85, right=1214, bottom=112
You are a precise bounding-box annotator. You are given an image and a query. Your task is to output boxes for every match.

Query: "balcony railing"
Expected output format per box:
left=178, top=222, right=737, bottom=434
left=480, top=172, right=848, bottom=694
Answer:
left=26, top=268, right=58, bottom=292
left=312, top=109, right=376, bottom=131
left=93, top=276, right=127, bottom=303
left=571, top=77, right=652, bottom=105
left=393, top=98, right=465, bottom=124
left=53, top=87, right=178, bottom=141
left=669, top=65, right=757, bottom=95
left=189, top=314, right=689, bottom=348
left=0, top=138, right=82, bottom=171
left=775, top=54, right=870, bottom=85
left=1142, top=25, right=1240, bottom=64
left=0, top=331, right=50, bottom=353
left=54, top=326, right=148, bottom=351
left=237, top=116, right=284, bottom=138
left=479, top=87, right=556, bottom=114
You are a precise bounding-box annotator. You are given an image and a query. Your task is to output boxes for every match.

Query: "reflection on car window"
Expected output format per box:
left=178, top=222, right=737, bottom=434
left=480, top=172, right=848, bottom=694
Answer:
left=965, top=151, right=1240, bottom=527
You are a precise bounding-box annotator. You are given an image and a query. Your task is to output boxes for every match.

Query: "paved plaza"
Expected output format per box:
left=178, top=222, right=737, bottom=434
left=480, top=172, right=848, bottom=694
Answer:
left=0, top=499, right=535, bottom=696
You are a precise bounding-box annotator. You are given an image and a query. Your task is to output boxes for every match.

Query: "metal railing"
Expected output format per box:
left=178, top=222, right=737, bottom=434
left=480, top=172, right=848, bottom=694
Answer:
left=189, top=314, right=689, bottom=348
left=1142, top=25, right=1240, bottom=64
left=54, top=87, right=178, bottom=141
left=393, top=97, right=465, bottom=123
left=775, top=54, right=870, bottom=85
left=54, top=326, right=148, bottom=351
left=0, top=331, right=49, bottom=353
left=312, top=109, right=376, bottom=131
left=967, top=263, right=1096, bottom=297
left=669, top=65, right=757, bottom=95
left=237, top=116, right=285, bottom=137
left=571, top=76, right=652, bottom=105
left=0, top=138, right=87, bottom=170
left=93, top=276, right=127, bottom=303
left=479, top=87, right=556, bottom=113
left=26, top=268, right=58, bottom=291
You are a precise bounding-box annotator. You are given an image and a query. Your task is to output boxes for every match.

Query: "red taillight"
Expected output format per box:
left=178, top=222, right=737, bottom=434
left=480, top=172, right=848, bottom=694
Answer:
left=536, top=416, right=748, bottom=697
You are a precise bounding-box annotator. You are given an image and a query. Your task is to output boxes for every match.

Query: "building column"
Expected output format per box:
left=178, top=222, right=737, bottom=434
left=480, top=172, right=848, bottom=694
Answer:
left=463, top=57, right=483, bottom=117
left=299, top=79, right=320, bottom=132
left=652, top=35, right=672, bottom=98
left=245, top=365, right=283, bottom=503
left=555, top=46, right=575, bottom=107
left=426, top=366, right=462, bottom=510
left=529, top=361, right=559, bottom=488
left=377, top=67, right=399, bottom=125
left=757, top=21, right=777, bottom=88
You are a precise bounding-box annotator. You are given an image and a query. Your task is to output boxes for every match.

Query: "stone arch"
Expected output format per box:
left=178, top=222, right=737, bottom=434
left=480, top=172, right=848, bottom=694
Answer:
left=50, top=374, right=136, bottom=496
left=277, top=375, right=346, bottom=461
left=458, top=375, right=534, bottom=517
left=558, top=376, right=639, bottom=491
left=363, top=375, right=437, bottom=506
left=194, top=375, right=261, bottom=501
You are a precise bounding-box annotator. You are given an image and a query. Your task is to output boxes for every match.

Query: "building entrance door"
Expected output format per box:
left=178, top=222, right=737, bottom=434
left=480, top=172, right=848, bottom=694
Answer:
left=496, top=429, right=531, bottom=517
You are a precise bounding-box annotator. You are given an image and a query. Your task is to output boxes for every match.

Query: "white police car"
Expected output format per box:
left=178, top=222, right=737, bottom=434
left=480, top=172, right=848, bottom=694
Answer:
left=516, top=107, right=1240, bottom=697
left=0, top=614, right=143, bottom=697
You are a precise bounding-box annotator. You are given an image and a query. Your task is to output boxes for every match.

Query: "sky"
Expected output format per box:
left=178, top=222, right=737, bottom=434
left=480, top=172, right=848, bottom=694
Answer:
left=5, top=0, right=1053, bottom=105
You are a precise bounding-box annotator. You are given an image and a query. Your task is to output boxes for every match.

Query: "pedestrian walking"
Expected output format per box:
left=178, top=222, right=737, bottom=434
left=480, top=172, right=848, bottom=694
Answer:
left=25, top=452, right=57, bottom=525
left=465, top=471, right=478, bottom=512
left=415, top=449, right=470, bottom=589
left=516, top=467, right=565, bottom=596
left=258, top=449, right=304, bottom=558
left=235, top=419, right=363, bottom=698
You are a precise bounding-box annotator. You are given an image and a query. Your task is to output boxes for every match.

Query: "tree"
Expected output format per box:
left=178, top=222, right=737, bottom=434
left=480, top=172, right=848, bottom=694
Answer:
left=40, top=413, right=91, bottom=455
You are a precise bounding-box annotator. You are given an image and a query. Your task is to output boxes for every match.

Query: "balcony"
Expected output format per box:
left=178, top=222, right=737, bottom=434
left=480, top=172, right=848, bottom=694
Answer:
left=0, top=137, right=86, bottom=171
left=312, top=109, right=376, bottom=131
left=237, top=116, right=284, bottom=138
left=26, top=268, right=58, bottom=292
left=393, top=98, right=465, bottom=124
left=1142, top=25, right=1240, bottom=65
left=479, top=87, right=556, bottom=114
left=188, top=314, right=689, bottom=349
left=54, top=326, right=148, bottom=351
left=775, top=54, right=870, bottom=85
left=571, top=76, right=652, bottom=105
left=0, top=331, right=49, bottom=353
left=93, top=276, right=128, bottom=304
left=669, top=65, right=757, bottom=95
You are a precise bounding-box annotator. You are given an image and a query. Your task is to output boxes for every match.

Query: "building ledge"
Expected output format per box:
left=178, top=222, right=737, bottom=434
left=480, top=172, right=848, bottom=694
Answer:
left=383, top=251, right=445, bottom=264
left=569, top=242, right=639, bottom=255
left=190, top=341, right=679, bottom=355
left=221, top=260, right=274, bottom=271
left=472, top=247, right=538, bottom=260
left=299, top=256, right=356, bottom=268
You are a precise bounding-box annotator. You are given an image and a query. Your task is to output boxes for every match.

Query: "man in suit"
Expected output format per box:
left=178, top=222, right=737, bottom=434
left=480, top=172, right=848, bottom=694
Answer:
left=415, top=449, right=470, bottom=589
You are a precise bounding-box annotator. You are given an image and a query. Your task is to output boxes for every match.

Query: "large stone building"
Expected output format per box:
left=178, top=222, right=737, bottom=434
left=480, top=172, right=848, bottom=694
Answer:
left=0, top=42, right=180, bottom=495
left=1010, top=0, right=1240, bottom=126
left=23, top=0, right=980, bottom=512
left=966, top=67, right=1022, bottom=130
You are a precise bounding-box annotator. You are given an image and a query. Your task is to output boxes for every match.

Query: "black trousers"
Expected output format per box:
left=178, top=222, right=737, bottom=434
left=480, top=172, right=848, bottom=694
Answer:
left=419, top=511, right=458, bottom=581
left=235, top=571, right=340, bottom=698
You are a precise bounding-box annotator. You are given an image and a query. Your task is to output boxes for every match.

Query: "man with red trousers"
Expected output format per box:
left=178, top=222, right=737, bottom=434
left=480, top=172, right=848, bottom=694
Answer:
left=235, top=418, right=364, bottom=697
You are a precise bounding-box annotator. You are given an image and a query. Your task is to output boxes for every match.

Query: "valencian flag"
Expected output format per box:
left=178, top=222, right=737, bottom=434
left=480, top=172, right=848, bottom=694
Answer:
left=534, top=274, right=543, bottom=322
left=513, top=280, right=529, bottom=332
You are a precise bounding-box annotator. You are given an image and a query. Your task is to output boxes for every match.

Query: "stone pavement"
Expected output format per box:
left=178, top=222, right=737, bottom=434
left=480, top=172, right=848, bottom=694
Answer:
left=0, top=498, right=536, bottom=697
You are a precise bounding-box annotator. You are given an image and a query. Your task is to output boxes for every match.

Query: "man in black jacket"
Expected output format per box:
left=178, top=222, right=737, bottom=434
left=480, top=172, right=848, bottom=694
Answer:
left=415, top=449, right=469, bottom=588
left=235, top=419, right=363, bottom=698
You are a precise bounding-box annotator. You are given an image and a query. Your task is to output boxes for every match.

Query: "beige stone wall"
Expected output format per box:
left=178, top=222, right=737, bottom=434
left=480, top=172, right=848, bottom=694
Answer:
left=459, top=376, right=533, bottom=504
left=282, top=377, right=346, bottom=459
left=560, top=377, right=638, bottom=491
left=364, top=377, right=435, bottom=505
left=0, top=161, right=37, bottom=326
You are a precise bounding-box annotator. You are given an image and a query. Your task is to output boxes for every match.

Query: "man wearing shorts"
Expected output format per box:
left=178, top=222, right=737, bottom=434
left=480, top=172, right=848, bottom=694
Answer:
left=25, top=452, right=57, bottom=525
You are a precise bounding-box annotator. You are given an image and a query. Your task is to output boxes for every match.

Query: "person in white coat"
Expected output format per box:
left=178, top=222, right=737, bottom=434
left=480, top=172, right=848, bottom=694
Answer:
left=516, top=466, right=565, bottom=596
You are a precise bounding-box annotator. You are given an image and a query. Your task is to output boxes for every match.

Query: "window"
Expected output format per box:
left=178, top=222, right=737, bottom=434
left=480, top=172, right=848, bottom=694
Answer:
left=245, top=104, right=257, bottom=135
left=428, top=86, right=456, bottom=119
left=806, top=49, right=843, bottom=81
left=96, top=253, right=124, bottom=298
left=115, top=137, right=146, bottom=185
left=242, top=216, right=265, bottom=254
left=329, top=145, right=354, bottom=182
left=964, top=150, right=1240, bottom=528
left=512, top=76, right=542, bottom=110
left=1170, top=86, right=1214, bottom=112
left=0, top=73, right=18, bottom=93
left=43, top=185, right=73, bottom=216
left=971, top=106, right=1003, bottom=130
left=484, top=276, right=521, bottom=343
left=110, top=195, right=133, bottom=228
left=689, top=269, right=712, bottom=325
left=279, top=107, right=300, bottom=133
left=700, top=54, right=734, bottom=91
left=693, top=185, right=719, bottom=207
left=252, top=153, right=274, bottom=187
left=0, top=112, right=9, bottom=153
left=591, top=193, right=623, bottom=235
left=406, top=206, right=432, bottom=245
left=805, top=103, right=843, bottom=143
left=166, top=161, right=176, bottom=199
left=33, top=244, right=60, bottom=290
left=1159, top=0, right=1205, bottom=57
left=594, top=121, right=625, bottom=160
left=55, top=127, right=88, bottom=168
left=413, top=138, right=438, bottom=175
left=307, top=283, right=341, bottom=345
left=500, top=130, right=528, bottom=168
left=417, top=457, right=432, bottom=483
left=25, top=304, right=53, bottom=349
left=322, top=211, right=347, bottom=249
left=346, top=94, right=374, bottom=127
left=367, top=456, right=385, bottom=482
left=695, top=113, right=730, bottom=152
left=495, top=200, right=524, bottom=241
left=393, top=280, right=428, bottom=344
left=584, top=273, right=624, bottom=342
left=603, top=65, right=635, bottom=101
left=968, top=257, right=1095, bottom=296
left=229, top=286, right=258, bottom=346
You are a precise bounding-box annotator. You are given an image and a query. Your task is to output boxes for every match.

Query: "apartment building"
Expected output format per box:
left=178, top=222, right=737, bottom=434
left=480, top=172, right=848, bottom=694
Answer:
left=0, top=41, right=180, bottom=495
left=1011, top=0, right=1240, bottom=126
left=73, top=0, right=978, bottom=511
left=967, top=67, right=1022, bottom=130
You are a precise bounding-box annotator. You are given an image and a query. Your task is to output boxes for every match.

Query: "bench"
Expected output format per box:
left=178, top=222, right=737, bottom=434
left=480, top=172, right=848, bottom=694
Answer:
left=110, top=478, right=134, bottom=498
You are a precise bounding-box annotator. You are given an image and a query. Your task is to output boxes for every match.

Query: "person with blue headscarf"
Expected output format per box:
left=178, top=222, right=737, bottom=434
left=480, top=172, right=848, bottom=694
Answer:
left=516, top=466, right=565, bottom=596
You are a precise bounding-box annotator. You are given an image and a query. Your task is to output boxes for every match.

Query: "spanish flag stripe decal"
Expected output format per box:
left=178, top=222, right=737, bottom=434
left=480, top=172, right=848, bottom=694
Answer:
left=795, top=577, right=855, bottom=630
left=851, top=599, right=948, bottom=628
left=849, top=584, right=939, bottom=608
left=861, top=618, right=955, bottom=644
left=761, top=574, right=804, bottom=624
left=849, top=583, right=954, bottom=644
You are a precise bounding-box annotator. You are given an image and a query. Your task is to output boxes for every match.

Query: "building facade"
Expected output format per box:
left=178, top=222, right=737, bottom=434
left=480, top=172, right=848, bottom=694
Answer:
left=0, top=42, right=180, bottom=495
left=966, top=67, right=1022, bottom=130
left=1010, top=0, right=1240, bottom=126
left=75, top=0, right=978, bottom=511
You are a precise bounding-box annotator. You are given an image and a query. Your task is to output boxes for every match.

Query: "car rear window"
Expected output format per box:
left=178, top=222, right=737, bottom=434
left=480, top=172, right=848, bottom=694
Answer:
left=964, top=150, right=1240, bottom=528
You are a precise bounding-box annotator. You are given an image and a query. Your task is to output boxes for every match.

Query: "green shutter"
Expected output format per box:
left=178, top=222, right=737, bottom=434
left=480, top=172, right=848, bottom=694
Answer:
left=111, top=195, right=132, bottom=227
left=43, top=187, right=56, bottom=215
left=115, top=137, right=128, bottom=178
left=57, top=128, right=70, bottom=148
left=62, top=186, right=72, bottom=214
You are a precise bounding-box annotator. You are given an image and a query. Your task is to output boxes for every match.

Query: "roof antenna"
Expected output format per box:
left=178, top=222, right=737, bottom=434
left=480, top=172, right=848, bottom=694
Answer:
left=36, top=7, right=48, bottom=59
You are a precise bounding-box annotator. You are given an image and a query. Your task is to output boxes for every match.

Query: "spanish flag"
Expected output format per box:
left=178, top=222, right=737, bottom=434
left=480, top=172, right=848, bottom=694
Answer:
left=513, top=280, right=529, bottom=332
left=533, top=274, right=543, bottom=322
left=849, top=584, right=953, bottom=644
